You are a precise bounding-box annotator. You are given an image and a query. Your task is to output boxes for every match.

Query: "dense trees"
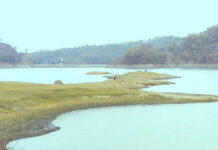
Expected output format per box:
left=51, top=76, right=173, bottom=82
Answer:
left=115, top=45, right=167, bottom=65
left=0, top=43, right=21, bottom=63
left=0, top=42, right=33, bottom=64
left=146, top=36, right=182, bottom=48
left=116, top=25, right=218, bottom=65
left=3, top=25, right=218, bottom=65
left=31, top=43, right=140, bottom=64
left=31, top=36, right=182, bottom=64
left=169, top=25, right=218, bottom=64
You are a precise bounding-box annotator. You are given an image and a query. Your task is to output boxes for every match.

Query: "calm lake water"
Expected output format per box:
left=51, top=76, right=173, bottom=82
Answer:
left=6, top=68, right=218, bottom=150
left=147, top=68, right=218, bottom=95
left=0, top=68, right=143, bottom=84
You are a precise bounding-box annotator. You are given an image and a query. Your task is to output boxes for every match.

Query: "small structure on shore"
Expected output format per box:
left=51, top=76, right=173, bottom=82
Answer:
left=58, top=58, right=64, bottom=64
left=33, top=58, right=64, bottom=64
left=114, top=76, right=117, bottom=80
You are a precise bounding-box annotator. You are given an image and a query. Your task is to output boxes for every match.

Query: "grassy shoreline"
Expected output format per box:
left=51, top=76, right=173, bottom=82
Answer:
left=1, top=71, right=218, bottom=150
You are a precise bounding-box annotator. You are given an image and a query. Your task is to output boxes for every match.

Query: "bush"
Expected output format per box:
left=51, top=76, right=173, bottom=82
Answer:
left=54, top=80, right=63, bottom=85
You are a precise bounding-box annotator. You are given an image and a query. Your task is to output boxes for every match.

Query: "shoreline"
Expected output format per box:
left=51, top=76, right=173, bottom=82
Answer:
left=1, top=64, right=218, bottom=69
left=2, top=71, right=218, bottom=150
left=7, top=98, right=218, bottom=149
left=108, top=64, right=218, bottom=69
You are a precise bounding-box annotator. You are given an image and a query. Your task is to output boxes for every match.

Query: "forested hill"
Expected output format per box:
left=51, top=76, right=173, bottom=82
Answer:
left=0, top=43, right=21, bottom=63
left=116, top=25, right=218, bottom=65
left=146, top=36, right=182, bottom=48
left=31, top=36, right=182, bottom=64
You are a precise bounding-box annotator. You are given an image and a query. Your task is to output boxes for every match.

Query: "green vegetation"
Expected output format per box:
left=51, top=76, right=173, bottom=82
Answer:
left=114, top=45, right=167, bottom=65
left=54, top=80, right=64, bottom=85
left=115, top=25, right=218, bottom=65
left=0, top=43, right=20, bottom=64
left=86, top=71, right=111, bottom=75
left=31, top=36, right=181, bottom=64
left=2, top=25, right=218, bottom=66
left=146, top=36, right=182, bottom=48
left=0, top=43, right=33, bottom=65
left=1, top=71, right=218, bottom=150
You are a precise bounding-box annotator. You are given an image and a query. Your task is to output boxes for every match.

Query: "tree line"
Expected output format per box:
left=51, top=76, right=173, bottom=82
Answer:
left=115, top=25, right=218, bottom=65
left=31, top=36, right=181, bottom=64
left=0, top=42, right=33, bottom=64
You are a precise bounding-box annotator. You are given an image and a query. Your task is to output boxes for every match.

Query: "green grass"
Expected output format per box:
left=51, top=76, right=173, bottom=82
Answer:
left=0, top=71, right=218, bottom=150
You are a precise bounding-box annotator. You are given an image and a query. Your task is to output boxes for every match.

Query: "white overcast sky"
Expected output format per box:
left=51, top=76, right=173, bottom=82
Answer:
left=0, top=0, right=217, bottom=52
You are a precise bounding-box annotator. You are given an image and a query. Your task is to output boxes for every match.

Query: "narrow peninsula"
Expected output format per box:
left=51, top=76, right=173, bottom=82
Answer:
left=1, top=71, right=218, bottom=150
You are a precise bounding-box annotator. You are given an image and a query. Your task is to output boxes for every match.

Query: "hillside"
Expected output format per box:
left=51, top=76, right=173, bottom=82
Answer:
left=0, top=43, right=20, bottom=63
left=116, top=25, right=218, bottom=65
left=31, top=42, right=141, bottom=64
left=146, top=36, right=182, bottom=48
left=31, top=36, right=182, bottom=64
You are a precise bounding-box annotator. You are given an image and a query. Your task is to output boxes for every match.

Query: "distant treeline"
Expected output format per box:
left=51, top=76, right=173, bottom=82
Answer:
left=2, top=25, right=218, bottom=66
left=0, top=43, right=33, bottom=64
left=31, top=36, right=182, bottom=64
left=0, top=43, right=20, bottom=63
left=116, top=25, right=218, bottom=65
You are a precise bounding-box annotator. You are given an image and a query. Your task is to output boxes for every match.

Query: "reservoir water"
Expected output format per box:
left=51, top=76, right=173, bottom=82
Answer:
left=147, top=68, right=218, bottom=95
left=6, top=68, right=218, bottom=150
left=0, top=68, right=143, bottom=84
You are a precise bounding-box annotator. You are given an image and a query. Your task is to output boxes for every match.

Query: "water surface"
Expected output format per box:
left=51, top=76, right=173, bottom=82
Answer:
left=0, top=68, right=142, bottom=84
left=147, top=68, right=218, bottom=95
left=8, top=103, right=218, bottom=150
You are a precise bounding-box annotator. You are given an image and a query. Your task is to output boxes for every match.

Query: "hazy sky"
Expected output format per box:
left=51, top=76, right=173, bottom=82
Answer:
left=0, top=0, right=217, bottom=52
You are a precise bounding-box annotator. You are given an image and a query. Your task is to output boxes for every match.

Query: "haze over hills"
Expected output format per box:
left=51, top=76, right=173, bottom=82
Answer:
left=0, top=43, right=20, bottom=64
left=116, top=25, right=218, bottom=65
left=1, top=25, right=218, bottom=66
left=31, top=36, right=182, bottom=64
left=0, top=43, right=33, bottom=65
